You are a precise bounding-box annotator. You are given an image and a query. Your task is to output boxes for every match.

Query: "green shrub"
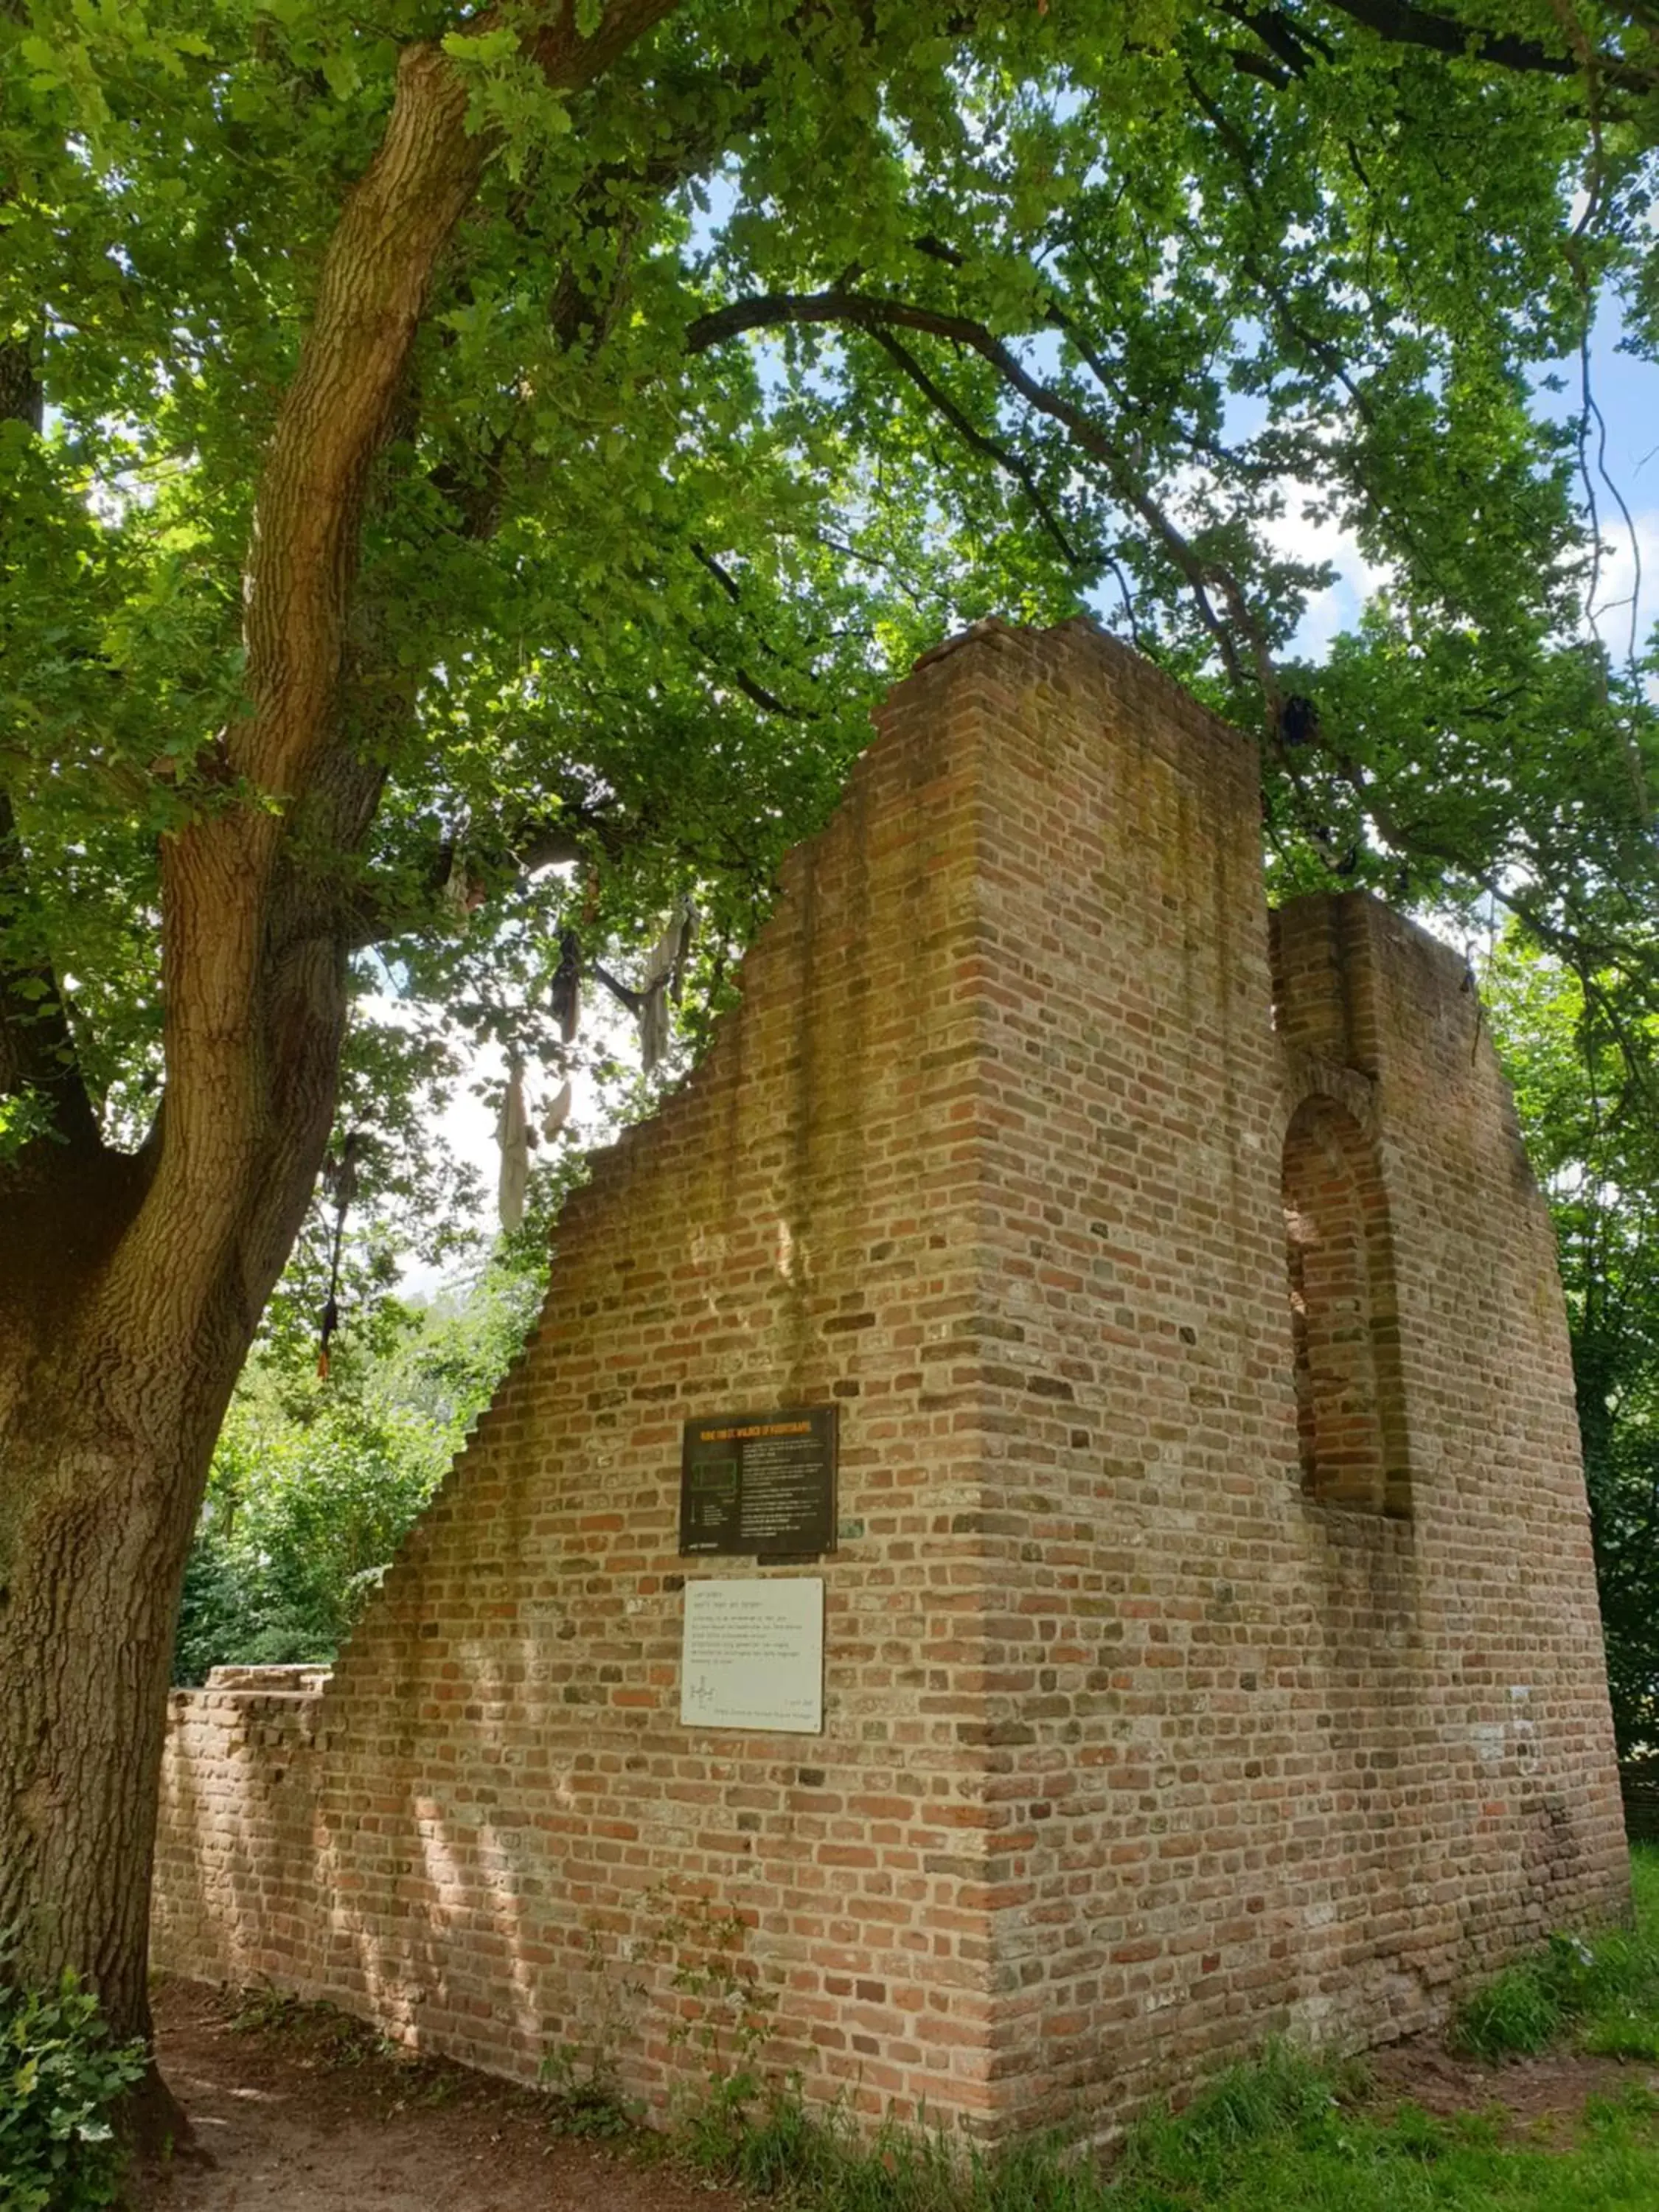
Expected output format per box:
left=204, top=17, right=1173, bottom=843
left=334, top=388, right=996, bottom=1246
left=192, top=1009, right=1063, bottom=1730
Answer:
left=173, top=1268, right=539, bottom=1683
left=173, top=1394, right=451, bottom=1679
left=0, top=1965, right=148, bottom=2212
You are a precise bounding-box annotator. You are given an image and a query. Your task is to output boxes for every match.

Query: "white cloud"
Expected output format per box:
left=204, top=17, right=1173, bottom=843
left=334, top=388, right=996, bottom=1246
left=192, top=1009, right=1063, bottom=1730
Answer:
left=1262, top=476, right=1659, bottom=682
left=1258, top=483, right=1391, bottom=663
left=1582, top=505, right=1659, bottom=678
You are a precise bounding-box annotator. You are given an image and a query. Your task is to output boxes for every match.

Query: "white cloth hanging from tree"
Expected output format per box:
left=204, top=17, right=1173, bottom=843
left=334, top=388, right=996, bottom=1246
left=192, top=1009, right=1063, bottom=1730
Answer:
left=637, top=898, right=693, bottom=1074
left=542, top=1079, right=572, bottom=1142
left=496, top=1057, right=530, bottom=1231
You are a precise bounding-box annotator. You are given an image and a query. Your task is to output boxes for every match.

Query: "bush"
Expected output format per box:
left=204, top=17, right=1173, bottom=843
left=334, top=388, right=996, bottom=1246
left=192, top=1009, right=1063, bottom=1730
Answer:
left=0, top=1964, right=148, bottom=2212
left=173, top=1393, right=453, bottom=1679
left=173, top=1267, right=538, bottom=1683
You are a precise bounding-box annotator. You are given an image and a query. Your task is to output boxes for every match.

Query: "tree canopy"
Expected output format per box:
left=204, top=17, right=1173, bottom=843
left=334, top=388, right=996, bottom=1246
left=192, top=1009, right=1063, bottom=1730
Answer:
left=5, top=0, right=1657, bottom=1233
left=3, top=0, right=1659, bottom=2074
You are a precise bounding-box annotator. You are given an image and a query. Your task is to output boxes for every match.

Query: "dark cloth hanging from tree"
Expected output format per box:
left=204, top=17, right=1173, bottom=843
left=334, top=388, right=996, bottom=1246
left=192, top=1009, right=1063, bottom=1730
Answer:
left=316, top=1130, right=363, bottom=1380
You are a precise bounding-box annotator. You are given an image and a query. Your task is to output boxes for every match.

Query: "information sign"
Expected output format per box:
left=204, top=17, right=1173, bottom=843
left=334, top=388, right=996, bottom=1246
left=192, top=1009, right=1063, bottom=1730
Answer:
left=678, top=1405, right=837, bottom=1557
left=680, top=1576, right=824, bottom=1732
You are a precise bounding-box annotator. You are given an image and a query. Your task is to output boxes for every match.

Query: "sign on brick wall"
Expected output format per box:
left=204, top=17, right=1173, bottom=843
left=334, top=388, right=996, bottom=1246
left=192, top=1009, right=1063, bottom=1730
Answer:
left=680, top=1576, right=824, bottom=1732
left=678, top=1405, right=837, bottom=1556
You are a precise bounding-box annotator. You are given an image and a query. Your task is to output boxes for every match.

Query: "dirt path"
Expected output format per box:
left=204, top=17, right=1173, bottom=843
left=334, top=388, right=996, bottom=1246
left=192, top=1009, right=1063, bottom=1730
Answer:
left=131, top=1980, right=740, bottom=2212
left=1365, top=2034, right=1659, bottom=2139
left=131, top=1975, right=1659, bottom=2207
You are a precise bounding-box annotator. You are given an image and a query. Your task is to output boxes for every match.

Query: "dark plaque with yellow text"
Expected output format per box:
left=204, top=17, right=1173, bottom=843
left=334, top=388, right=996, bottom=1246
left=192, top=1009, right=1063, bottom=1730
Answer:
left=678, top=1406, right=838, bottom=1557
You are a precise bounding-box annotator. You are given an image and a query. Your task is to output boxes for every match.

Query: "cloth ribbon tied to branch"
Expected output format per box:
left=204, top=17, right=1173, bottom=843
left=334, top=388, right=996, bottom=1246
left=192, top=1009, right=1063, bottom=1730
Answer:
left=595, top=897, right=696, bottom=1074
left=316, top=1129, right=364, bottom=1380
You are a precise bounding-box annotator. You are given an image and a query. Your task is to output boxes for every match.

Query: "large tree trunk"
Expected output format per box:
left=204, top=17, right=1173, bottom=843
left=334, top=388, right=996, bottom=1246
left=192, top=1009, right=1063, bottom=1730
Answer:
left=0, top=0, right=684, bottom=2113
left=0, top=963, right=344, bottom=2094
left=0, top=1253, right=245, bottom=2042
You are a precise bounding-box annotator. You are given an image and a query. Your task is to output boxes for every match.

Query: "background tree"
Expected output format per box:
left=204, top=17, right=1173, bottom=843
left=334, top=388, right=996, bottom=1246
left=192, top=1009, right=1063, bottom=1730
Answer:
left=175, top=1251, right=542, bottom=1683
left=2, top=0, right=1658, bottom=2111
left=1489, top=932, right=1659, bottom=1761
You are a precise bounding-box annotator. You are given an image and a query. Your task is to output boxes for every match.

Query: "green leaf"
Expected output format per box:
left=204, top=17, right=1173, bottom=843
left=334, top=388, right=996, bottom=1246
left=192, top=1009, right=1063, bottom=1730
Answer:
left=440, top=27, right=521, bottom=66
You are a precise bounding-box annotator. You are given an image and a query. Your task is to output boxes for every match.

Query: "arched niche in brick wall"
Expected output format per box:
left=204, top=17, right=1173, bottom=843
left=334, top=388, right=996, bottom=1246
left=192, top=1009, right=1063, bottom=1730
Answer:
left=1281, top=1093, right=1411, bottom=1517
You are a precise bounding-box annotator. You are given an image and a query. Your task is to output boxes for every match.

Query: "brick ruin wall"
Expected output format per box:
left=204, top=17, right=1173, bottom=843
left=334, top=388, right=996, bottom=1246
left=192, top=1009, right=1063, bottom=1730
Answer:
left=151, top=621, right=1628, bottom=2138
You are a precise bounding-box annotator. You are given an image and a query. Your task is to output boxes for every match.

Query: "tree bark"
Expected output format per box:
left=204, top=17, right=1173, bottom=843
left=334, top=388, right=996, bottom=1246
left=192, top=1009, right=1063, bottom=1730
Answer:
left=0, top=1275, right=243, bottom=2042
left=0, top=0, right=684, bottom=2101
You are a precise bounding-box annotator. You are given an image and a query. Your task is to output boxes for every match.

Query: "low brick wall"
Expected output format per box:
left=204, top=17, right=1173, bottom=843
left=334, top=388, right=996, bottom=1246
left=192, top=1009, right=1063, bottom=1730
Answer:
left=152, top=1669, right=334, bottom=1998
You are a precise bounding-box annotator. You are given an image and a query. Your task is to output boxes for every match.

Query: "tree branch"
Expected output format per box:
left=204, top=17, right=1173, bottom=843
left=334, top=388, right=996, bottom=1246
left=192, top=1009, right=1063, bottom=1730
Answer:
left=690, top=540, right=745, bottom=605
left=1312, top=0, right=1578, bottom=77
left=1217, top=1, right=1326, bottom=77
left=863, top=324, right=1088, bottom=571
left=685, top=284, right=1278, bottom=696
left=344, top=808, right=597, bottom=953
left=1228, top=48, right=1295, bottom=86
left=724, top=659, right=813, bottom=719
left=684, top=544, right=824, bottom=717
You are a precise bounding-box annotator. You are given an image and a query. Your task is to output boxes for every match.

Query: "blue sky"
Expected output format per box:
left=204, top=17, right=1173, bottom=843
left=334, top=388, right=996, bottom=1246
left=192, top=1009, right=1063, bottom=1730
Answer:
left=1531, top=298, right=1659, bottom=675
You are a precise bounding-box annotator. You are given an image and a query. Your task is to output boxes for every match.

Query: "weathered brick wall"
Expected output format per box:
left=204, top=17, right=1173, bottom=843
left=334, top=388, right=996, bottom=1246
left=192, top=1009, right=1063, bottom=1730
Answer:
left=159, top=635, right=1022, bottom=2123
left=937, top=635, right=1626, bottom=2126
left=153, top=1670, right=330, bottom=1991
left=153, top=620, right=1627, bottom=2139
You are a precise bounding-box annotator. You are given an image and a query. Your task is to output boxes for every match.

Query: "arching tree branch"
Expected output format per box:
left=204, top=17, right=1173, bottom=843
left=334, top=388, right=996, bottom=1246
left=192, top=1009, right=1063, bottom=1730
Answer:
left=685, top=284, right=1279, bottom=697
left=863, top=324, right=1089, bottom=571
left=1303, top=0, right=1576, bottom=73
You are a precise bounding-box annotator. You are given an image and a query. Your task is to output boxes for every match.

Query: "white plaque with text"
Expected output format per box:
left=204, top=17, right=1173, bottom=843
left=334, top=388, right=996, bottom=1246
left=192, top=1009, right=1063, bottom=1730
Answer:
left=681, top=1576, right=824, bottom=1733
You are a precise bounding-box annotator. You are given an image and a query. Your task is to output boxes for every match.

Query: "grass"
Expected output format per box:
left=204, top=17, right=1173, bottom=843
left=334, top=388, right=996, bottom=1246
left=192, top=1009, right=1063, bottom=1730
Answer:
left=1450, top=1850, right=1659, bottom=2063
left=657, top=1848, right=1659, bottom=2212
left=683, top=2063, right=1659, bottom=2212
left=663, top=2059, right=1659, bottom=2211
